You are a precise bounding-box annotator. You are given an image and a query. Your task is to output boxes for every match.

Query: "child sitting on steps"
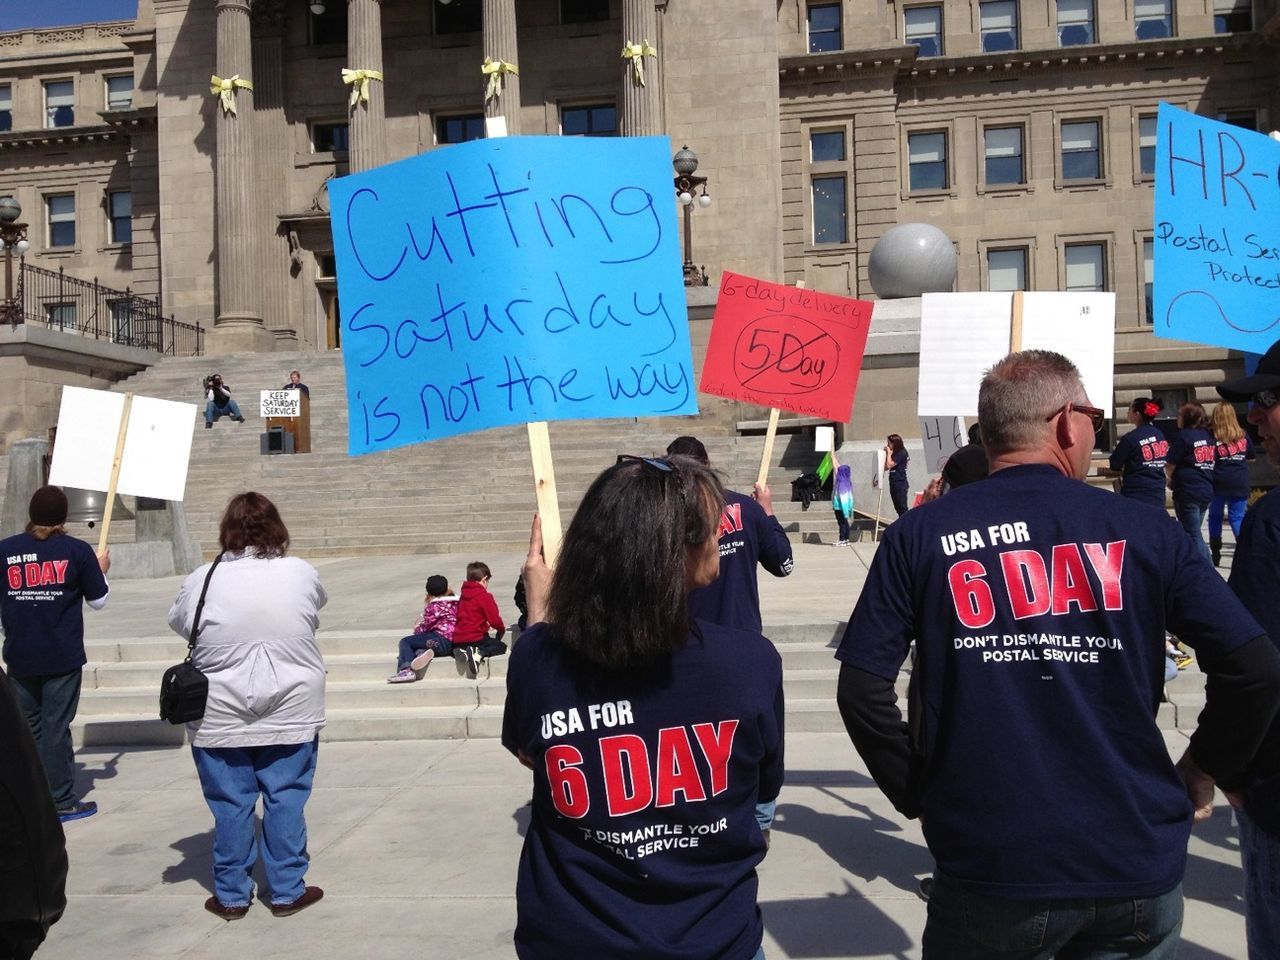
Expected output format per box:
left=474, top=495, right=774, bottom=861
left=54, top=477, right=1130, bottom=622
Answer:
left=387, top=575, right=459, bottom=683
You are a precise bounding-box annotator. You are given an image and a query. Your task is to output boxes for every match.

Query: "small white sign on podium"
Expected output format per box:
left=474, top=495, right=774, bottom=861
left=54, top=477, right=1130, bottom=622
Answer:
left=260, top=390, right=301, bottom=418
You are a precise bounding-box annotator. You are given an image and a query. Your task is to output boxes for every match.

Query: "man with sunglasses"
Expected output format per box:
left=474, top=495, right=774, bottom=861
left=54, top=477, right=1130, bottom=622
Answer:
left=837, top=349, right=1280, bottom=959
left=1216, top=337, right=1280, bottom=956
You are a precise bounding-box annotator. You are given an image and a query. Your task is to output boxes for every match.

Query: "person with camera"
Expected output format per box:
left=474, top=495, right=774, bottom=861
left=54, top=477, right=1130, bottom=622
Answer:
left=203, top=373, right=245, bottom=429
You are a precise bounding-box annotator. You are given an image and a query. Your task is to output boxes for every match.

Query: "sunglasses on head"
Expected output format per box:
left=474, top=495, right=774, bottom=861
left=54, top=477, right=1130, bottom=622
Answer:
left=616, top=454, right=675, bottom=473
left=1045, top=402, right=1106, bottom=434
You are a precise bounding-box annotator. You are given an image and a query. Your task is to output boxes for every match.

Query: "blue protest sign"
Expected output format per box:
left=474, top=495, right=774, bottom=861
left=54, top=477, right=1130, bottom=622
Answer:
left=328, top=136, right=697, bottom=455
left=1154, top=102, right=1280, bottom=353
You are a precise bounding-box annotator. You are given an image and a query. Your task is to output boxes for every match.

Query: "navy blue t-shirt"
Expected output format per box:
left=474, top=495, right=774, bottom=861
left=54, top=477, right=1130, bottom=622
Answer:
left=502, top=621, right=784, bottom=960
left=1108, top=424, right=1168, bottom=507
left=1, top=532, right=108, bottom=676
left=837, top=464, right=1260, bottom=898
left=1212, top=435, right=1254, bottom=499
left=1169, top=428, right=1215, bottom=502
left=889, top=448, right=909, bottom=483
left=687, top=490, right=793, bottom=634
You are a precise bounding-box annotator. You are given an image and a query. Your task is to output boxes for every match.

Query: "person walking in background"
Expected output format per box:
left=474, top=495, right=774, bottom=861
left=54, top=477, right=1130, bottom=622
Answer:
left=831, top=448, right=855, bottom=546
left=281, top=370, right=310, bottom=398
left=884, top=434, right=910, bottom=517
left=1, top=485, right=110, bottom=824
left=505, top=457, right=783, bottom=960
left=1209, top=401, right=1254, bottom=568
left=1108, top=396, right=1169, bottom=507
left=168, top=492, right=327, bottom=921
left=1166, top=402, right=1216, bottom=562
left=203, top=373, right=244, bottom=428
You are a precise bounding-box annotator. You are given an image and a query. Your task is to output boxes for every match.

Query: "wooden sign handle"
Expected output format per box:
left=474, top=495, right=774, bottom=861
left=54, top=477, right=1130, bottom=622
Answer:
left=97, top=392, right=133, bottom=555
left=756, top=408, right=780, bottom=488
left=526, top=420, right=562, bottom=568
left=1010, top=289, right=1025, bottom=353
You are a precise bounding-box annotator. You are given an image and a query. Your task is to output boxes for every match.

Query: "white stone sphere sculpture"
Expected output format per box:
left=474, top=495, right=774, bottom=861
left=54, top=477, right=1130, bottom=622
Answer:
left=867, top=223, right=957, bottom=299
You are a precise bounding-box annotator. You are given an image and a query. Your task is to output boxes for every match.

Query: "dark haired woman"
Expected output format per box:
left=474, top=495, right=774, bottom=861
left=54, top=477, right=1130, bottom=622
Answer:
left=1166, top=402, right=1216, bottom=561
left=1208, top=402, right=1255, bottom=566
left=168, top=492, right=328, bottom=920
left=884, top=434, right=910, bottom=517
left=503, top=457, right=784, bottom=960
left=1107, top=396, right=1169, bottom=507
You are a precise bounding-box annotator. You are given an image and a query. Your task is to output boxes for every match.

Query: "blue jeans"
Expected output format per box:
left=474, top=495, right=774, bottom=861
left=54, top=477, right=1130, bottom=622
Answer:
left=192, top=738, right=318, bottom=907
left=11, top=670, right=82, bottom=808
left=755, top=798, right=776, bottom=832
left=1173, top=497, right=1212, bottom=562
left=922, top=872, right=1182, bottom=959
left=205, top=398, right=243, bottom=423
left=1237, top=807, right=1280, bottom=959
left=396, top=631, right=452, bottom=671
left=1208, top=495, right=1247, bottom=540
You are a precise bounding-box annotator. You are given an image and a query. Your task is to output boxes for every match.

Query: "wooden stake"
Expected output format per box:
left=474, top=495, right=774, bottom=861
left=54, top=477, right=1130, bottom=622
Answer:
left=874, top=471, right=885, bottom=541
left=756, top=407, right=780, bottom=488
left=97, top=393, right=132, bottom=555
left=526, top=420, right=562, bottom=568
left=1010, top=289, right=1025, bottom=353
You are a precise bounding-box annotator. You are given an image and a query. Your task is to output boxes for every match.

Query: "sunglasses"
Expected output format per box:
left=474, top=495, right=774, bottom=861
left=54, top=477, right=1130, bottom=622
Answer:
left=616, top=454, right=674, bottom=472
left=1045, top=402, right=1106, bottom=434
left=1252, top=389, right=1280, bottom=410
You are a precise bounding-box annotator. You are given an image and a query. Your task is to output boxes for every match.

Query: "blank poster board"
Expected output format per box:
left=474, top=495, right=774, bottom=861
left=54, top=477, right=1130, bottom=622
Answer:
left=48, top=387, right=197, bottom=502
left=917, top=292, right=1116, bottom=417
left=814, top=426, right=835, bottom=453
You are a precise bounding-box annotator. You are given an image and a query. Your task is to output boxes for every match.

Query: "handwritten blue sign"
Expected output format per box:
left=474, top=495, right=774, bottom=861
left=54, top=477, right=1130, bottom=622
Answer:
left=328, top=136, right=697, bottom=455
left=1154, top=102, right=1280, bottom=353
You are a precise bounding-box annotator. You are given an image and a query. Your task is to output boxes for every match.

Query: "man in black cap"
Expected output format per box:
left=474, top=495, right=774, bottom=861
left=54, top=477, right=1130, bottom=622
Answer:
left=1216, top=337, right=1280, bottom=954
left=0, top=486, right=110, bottom=823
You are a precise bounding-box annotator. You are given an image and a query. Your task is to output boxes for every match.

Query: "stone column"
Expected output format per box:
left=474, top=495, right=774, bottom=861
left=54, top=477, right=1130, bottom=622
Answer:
left=252, top=31, right=295, bottom=343
left=620, top=0, right=661, bottom=136
left=210, top=0, right=271, bottom=353
left=347, top=0, right=387, bottom=172
left=482, top=0, right=520, bottom=135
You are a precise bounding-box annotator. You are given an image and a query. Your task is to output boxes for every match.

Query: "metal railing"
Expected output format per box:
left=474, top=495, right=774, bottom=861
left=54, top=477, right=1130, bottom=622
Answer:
left=12, top=262, right=204, bottom=356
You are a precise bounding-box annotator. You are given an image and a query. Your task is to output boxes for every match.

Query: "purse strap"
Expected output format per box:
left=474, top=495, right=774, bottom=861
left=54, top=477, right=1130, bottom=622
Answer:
left=185, top=553, right=224, bottom=663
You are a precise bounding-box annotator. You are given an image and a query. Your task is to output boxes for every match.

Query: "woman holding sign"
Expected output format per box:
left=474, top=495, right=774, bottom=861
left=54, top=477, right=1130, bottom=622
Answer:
left=504, top=457, right=783, bottom=960
left=884, top=434, right=910, bottom=517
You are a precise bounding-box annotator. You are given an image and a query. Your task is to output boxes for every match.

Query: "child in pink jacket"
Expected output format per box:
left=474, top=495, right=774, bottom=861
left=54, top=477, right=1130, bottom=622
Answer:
left=387, top=575, right=458, bottom=683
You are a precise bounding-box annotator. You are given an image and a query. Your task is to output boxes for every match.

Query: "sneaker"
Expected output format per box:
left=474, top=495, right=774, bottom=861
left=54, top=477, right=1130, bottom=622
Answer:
left=919, top=876, right=935, bottom=901
left=205, top=421, right=213, bottom=429
left=1174, top=653, right=1194, bottom=670
left=386, top=668, right=416, bottom=684
left=58, top=800, right=98, bottom=823
left=234, top=416, right=245, bottom=423
left=410, top=649, right=435, bottom=673
left=456, top=646, right=479, bottom=680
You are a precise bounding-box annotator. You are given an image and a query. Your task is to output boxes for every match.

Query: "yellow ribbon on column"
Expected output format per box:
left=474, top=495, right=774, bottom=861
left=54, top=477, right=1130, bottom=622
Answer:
left=621, top=40, right=657, bottom=88
left=209, top=74, right=253, bottom=116
left=481, top=57, right=518, bottom=104
left=341, top=68, right=385, bottom=108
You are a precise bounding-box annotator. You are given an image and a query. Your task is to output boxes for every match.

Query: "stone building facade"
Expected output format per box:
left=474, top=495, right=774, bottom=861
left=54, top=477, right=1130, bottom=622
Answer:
left=1, top=0, right=1278, bottom=450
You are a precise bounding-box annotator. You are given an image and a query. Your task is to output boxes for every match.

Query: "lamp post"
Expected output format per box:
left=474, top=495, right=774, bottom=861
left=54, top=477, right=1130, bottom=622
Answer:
left=672, top=145, right=711, bottom=286
left=0, top=196, right=30, bottom=329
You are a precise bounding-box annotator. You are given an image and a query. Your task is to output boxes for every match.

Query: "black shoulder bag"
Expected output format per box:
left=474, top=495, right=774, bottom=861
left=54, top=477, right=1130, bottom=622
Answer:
left=159, top=554, right=223, bottom=724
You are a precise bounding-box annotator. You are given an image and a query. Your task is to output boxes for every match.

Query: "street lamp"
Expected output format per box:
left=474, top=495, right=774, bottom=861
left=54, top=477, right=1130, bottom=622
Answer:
left=0, top=196, right=29, bottom=329
left=672, top=145, right=711, bottom=286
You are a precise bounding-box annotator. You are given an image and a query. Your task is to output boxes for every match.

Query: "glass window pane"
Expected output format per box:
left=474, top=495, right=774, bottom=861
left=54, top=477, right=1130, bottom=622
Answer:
left=1065, top=244, right=1105, bottom=290
left=810, top=130, right=845, bottom=162
left=46, top=80, right=74, bottom=127
left=1214, top=0, right=1251, bottom=31
left=436, top=0, right=482, bottom=34
left=812, top=175, right=847, bottom=244
left=1062, top=121, right=1100, bottom=179
left=1134, top=0, right=1171, bottom=38
left=47, top=195, right=75, bottom=247
left=106, top=75, right=133, bottom=109
left=1138, top=116, right=1157, bottom=176
left=905, top=6, right=943, bottom=55
left=1219, top=111, right=1257, bottom=131
left=436, top=114, right=484, bottom=144
left=1057, top=0, right=1093, bottom=44
left=909, top=132, right=947, bottom=190
left=981, top=1, right=1016, bottom=30
left=985, top=127, right=1024, bottom=184
left=0, top=84, right=9, bottom=133
left=987, top=248, right=1027, bottom=291
left=808, top=3, right=842, bottom=52
left=1143, top=238, right=1154, bottom=324
left=560, top=0, right=609, bottom=23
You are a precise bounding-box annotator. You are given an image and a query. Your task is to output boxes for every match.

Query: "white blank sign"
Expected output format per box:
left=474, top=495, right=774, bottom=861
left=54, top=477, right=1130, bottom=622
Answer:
left=48, top=386, right=197, bottom=502
left=814, top=426, right=834, bottom=453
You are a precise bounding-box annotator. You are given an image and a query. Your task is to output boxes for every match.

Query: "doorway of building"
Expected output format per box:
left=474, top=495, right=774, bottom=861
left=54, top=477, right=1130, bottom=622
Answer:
left=316, top=252, right=340, bottom=349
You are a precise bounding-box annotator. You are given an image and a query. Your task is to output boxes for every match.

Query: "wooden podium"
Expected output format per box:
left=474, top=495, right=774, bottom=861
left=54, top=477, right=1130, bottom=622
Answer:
left=266, top=392, right=311, bottom=454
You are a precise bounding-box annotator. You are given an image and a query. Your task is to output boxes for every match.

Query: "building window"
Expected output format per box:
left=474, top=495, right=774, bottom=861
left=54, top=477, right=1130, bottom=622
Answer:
left=904, top=6, right=943, bottom=56
left=107, top=191, right=132, bottom=245
left=1142, top=238, right=1154, bottom=324
left=1065, top=242, right=1106, bottom=291
left=984, top=126, right=1024, bottom=186
left=0, top=84, right=10, bottom=132
left=1134, top=0, right=1172, bottom=40
left=45, top=302, right=77, bottom=331
left=1214, top=0, right=1251, bottom=33
left=1056, top=0, right=1094, bottom=45
left=46, top=195, right=76, bottom=248
left=987, top=247, right=1027, bottom=292
left=44, top=80, right=74, bottom=128
left=1061, top=120, right=1101, bottom=180
left=105, top=74, right=133, bottom=111
left=1219, top=110, right=1258, bottom=131
left=310, top=4, right=347, bottom=44
left=311, top=121, right=350, bottom=153
left=810, top=130, right=845, bottom=162
left=807, top=3, right=842, bottom=53
left=1138, top=114, right=1157, bottom=177
left=980, top=1, right=1019, bottom=53
left=436, top=0, right=482, bottom=34
left=560, top=0, right=609, bottom=23
left=908, top=131, right=948, bottom=191
left=561, top=103, right=617, bottom=136
left=436, top=114, right=484, bottom=144
left=811, top=175, right=847, bottom=244
left=109, top=299, right=133, bottom=341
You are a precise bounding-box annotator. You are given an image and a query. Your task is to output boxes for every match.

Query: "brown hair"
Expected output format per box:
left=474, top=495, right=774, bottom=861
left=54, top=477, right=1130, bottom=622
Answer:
left=218, top=492, right=289, bottom=558
left=24, top=524, right=65, bottom=540
left=886, top=434, right=905, bottom=453
left=1178, top=402, right=1209, bottom=431
left=1211, top=402, right=1245, bottom=444
left=466, top=561, right=491, bottom=582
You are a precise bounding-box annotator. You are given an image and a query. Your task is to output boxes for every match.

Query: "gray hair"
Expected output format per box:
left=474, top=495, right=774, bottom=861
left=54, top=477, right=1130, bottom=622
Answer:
left=978, top=350, right=1085, bottom=455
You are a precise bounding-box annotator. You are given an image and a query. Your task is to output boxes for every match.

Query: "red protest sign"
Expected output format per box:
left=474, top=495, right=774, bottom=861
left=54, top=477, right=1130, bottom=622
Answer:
left=700, top=271, right=873, bottom=421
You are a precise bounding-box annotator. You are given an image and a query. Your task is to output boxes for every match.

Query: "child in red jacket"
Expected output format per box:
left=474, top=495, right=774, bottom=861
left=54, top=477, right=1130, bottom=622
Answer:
left=453, top=561, right=506, bottom=679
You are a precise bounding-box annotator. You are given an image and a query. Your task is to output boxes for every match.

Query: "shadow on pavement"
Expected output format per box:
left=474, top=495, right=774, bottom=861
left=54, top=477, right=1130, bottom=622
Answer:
left=763, top=882, right=914, bottom=959
left=73, top=750, right=122, bottom=800
left=162, top=830, right=215, bottom=893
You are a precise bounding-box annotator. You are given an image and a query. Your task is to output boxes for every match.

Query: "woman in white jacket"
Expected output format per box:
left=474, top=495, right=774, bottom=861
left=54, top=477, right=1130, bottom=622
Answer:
left=168, top=492, right=327, bottom=921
